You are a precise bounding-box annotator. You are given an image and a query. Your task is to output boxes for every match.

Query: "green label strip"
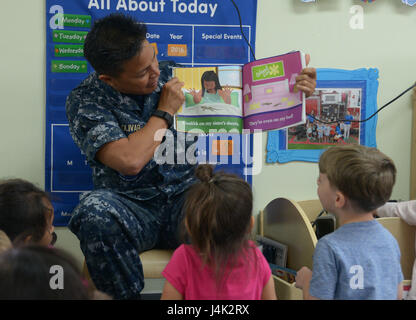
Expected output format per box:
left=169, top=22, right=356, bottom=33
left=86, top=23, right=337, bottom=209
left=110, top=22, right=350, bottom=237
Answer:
left=62, top=14, right=91, bottom=28
left=51, top=60, right=88, bottom=73
left=176, top=116, right=243, bottom=134
left=52, top=30, right=88, bottom=43
left=252, top=61, right=285, bottom=81
left=54, top=45, right=84, bottom=57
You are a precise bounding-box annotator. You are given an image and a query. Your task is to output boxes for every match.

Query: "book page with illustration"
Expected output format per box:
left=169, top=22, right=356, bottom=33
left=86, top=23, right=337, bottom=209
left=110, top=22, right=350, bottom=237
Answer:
left=242, top=51, right=306, bottom=132
left=173, top=66, right=243, bottom=133
left=173, top=51, right=306, bottom=134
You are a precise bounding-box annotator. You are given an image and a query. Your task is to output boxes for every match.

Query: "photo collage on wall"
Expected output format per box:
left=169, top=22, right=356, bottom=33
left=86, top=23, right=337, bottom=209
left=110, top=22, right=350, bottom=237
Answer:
left=267, top=68, right=379, bottom=164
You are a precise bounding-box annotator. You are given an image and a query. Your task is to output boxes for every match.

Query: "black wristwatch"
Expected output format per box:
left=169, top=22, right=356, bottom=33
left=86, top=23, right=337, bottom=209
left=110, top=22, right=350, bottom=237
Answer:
left=152, top=109, right=173, bottom=128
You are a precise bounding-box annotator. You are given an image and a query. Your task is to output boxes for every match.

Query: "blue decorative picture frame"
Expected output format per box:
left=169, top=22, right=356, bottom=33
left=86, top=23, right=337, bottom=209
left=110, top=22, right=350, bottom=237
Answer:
left=266, top=68, right=379, bottom=163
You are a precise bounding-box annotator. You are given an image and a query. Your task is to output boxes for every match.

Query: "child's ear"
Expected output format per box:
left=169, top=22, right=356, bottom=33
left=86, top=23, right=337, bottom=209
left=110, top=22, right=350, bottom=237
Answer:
left=249, top=216, right=255, bottom=233
left=184, top=218, right=190, bottom=235
left=335, top=191, right=346, bottom=209
left=24, top=235, right=32, bottom=244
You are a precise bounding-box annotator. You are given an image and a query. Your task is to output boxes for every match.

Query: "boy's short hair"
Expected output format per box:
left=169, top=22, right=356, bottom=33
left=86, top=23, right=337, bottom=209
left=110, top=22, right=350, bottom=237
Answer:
left=319, top=144, right=396, bottom=212
left=84, top=13, right=147, bottom=76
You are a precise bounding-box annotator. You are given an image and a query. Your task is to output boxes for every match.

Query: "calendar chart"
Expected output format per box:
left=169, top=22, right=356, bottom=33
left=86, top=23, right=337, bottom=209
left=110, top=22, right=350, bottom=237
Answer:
left=45, top=0, right=257, bottom=225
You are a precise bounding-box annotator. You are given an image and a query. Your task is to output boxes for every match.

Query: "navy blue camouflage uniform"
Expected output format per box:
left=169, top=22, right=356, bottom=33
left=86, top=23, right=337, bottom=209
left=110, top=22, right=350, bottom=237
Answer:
left=65, top=61, right=196, bottom=299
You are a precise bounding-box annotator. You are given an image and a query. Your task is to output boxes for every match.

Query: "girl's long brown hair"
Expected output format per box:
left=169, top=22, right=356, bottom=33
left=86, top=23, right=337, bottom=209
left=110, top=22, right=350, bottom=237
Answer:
left=183, top=164, right=256, bottom=286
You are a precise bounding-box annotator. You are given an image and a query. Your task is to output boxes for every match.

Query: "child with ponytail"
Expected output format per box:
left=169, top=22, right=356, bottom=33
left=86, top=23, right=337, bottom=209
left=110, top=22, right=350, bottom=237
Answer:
left=161, top=164, right=276, bottom=300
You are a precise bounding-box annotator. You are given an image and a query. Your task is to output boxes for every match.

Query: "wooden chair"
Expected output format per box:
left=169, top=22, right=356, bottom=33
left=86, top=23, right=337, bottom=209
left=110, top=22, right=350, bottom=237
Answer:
left=261, top=197, right=318, bottom=300
left=82, top=249, right=173, bottom=291
left=297, top=199, right=323, bottom=223
left=376, top=217, right=416, bottom=281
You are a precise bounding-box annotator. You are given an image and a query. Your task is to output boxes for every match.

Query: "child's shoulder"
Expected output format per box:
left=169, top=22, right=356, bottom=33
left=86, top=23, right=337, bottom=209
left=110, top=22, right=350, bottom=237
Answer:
left=319, top=220, right=399, bottom=249
left=315, top=224, right=358, bottom=251
left=171, top=243, right=193, bottom=259
left=374, top=221, right=402, bottom=247
left=169, top=244, right=202, bottom=268
left=248, top=240, right=263, bottom=254
left=177, top=243, right=198, bottom=255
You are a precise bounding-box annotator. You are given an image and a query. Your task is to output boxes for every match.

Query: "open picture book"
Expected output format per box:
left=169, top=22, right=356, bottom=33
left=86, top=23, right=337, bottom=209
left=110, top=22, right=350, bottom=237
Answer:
left=173, top=51, right=306, bottom=134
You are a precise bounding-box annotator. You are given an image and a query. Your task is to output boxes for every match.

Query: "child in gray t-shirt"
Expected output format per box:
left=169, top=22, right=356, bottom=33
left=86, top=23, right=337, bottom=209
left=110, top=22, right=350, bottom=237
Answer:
left=295, top=144, right=403, bottom=300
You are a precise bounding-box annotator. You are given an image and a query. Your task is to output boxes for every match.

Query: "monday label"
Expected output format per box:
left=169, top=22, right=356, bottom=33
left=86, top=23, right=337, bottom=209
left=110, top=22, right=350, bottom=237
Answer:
left=61, top=14, right=91, bottom=28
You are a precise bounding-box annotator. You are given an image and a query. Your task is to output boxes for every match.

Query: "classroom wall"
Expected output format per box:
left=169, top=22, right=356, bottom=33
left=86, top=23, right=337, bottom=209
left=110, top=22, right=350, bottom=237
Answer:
left=0, top=0, right=415, bottom=267
left=253, top=0, right=416, bottom=218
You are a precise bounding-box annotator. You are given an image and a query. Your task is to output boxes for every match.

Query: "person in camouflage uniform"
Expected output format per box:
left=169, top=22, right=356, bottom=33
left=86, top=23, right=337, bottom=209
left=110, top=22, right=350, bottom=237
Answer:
left=65, top=14, right=196, bottom=299
left=66, top=12, right=317, bottom=300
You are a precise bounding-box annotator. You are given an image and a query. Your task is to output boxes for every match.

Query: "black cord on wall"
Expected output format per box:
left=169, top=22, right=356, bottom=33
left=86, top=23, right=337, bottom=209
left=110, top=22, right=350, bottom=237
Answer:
left=229, top=0, right=416, bottom=124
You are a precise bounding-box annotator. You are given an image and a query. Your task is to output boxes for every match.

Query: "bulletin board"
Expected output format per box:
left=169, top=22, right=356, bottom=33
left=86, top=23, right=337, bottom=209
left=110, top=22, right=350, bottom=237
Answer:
left=45, top=0, right=258, bottom=226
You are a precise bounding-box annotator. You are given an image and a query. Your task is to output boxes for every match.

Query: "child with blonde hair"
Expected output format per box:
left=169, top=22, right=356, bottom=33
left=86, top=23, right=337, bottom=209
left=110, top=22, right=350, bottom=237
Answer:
left=296, top=144, right=403, bottom=299
left=161, top=165, right=276, bottom=300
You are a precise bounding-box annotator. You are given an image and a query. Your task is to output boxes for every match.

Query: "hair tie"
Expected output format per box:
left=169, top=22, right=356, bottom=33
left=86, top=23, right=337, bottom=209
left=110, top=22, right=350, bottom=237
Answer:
left=208, top=178, right=215, bottom=184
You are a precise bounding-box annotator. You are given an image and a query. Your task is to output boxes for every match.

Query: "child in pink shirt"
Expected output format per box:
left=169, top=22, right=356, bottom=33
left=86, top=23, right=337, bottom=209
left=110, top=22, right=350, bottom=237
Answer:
left=161, top=165, right=276, bottom=300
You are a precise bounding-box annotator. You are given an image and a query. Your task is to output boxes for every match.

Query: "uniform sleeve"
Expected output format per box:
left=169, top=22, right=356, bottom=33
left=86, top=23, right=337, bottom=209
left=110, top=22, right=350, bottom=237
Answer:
left=161, top=245, right=188, bottom=295
left=66, top=95, right=126, bottom=162
left=309, top=238, right=338, bottom=300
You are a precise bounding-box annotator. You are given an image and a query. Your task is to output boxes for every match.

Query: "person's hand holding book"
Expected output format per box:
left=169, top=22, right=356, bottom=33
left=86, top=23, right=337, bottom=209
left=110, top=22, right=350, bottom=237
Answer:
left=158, top=77, right=185, bottom=115
left=294, top=53, right=317, bottom=97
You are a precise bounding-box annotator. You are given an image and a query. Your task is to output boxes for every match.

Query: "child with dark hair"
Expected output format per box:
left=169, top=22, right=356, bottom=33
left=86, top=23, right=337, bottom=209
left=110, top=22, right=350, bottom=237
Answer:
left=189, top=70, right=232, bottom=105
left=295, top=144, right=403, bottom=300
left=0, top=245, right=91, bottom=299
left=161, top=164, right=276, bottom=300
left=0, top=179, right=55, bottom=246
